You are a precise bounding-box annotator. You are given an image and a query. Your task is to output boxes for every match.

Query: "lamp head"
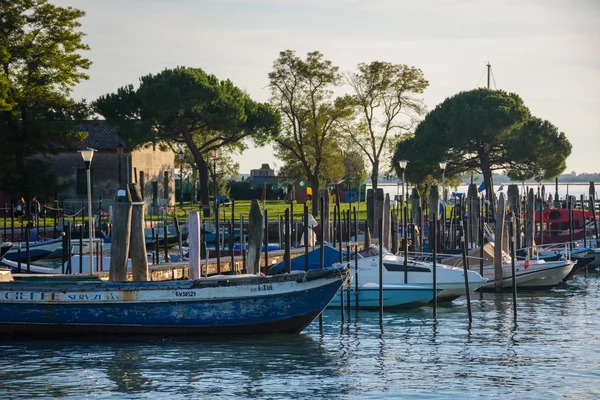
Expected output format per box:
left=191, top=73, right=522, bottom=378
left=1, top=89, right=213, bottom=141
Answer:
left=211, top=149, right=217, bottom=159
left=116, top=143, right=124, bottom=156
left=398, top=159, right=408, bottom=169
left=79, top=148, right=96, bottom=165
left=178, top=150, right=184, bottom=161
left=438, top=161, right=447, bottom=171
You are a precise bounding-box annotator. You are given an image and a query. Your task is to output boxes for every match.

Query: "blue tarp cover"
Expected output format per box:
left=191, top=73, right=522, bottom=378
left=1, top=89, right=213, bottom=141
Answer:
left=270, top=245, right=348, bottom=274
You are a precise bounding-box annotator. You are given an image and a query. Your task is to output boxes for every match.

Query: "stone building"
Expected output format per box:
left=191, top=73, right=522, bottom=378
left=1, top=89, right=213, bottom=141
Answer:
left=45, top=120, right=175, bottom=209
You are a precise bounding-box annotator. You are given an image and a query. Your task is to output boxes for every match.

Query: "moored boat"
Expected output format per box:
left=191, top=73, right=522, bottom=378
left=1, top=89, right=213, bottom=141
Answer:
left=329, top=283, right=439, bottom=309
left=2, top=238, right=63, bottom=262
left=0, top=266, right=348, bottom=337
left=477, top=258, right=573, bottom=289
left=441, top=243, right=573, bottom=289
left=271, top=245, right=484, bottom=302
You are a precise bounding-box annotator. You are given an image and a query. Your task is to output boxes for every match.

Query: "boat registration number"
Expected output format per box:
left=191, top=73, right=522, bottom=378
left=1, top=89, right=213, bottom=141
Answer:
left=175, top=291, right=197, bottom=297
left=250, top=284, right=273, bottom=292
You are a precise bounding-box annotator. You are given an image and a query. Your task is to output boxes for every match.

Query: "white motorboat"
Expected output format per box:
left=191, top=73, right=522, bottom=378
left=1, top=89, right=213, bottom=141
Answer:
left=329, top=283, right=440, bottom=309
left=441, top=243, right=573, bottom=289
left=355, top=246, right=486, bottom=301
left=476, top=258, right=573, bottom=289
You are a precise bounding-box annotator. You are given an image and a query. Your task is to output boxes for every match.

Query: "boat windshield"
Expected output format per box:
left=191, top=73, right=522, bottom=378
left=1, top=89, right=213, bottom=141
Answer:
left=358, top=246, right=390, bottom=258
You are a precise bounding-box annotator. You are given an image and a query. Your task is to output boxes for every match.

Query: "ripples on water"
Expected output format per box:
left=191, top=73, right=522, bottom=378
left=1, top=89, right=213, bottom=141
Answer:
left=1, top=270, right=599, bottom=399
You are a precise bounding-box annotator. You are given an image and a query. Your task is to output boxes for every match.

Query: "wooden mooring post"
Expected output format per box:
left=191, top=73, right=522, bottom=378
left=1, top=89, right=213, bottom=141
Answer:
left=110, top=185, right=132, bottom=282
left=247, top=199, right=263, bottom=275
left=590, top=182, right=599, bottom=247
left=494, top=193, right=506, bottom=292
left=129, top=183, right=148, bottom=281
left=188, top=211, right=201, bottom=280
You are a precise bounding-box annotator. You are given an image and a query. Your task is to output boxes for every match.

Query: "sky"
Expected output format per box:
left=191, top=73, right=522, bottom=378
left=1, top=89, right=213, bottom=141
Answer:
left=54, top=0, right=600, bottom=175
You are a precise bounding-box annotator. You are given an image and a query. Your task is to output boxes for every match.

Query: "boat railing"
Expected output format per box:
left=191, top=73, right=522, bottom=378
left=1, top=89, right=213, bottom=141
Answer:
left=523, top=242, right=571, bottom=261
left=400, top=250, right=489, bottom=264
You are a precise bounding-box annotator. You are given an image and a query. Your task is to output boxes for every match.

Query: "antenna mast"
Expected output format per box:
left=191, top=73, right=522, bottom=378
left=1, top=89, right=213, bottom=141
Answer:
left=487, top=62, right=491, bottom=89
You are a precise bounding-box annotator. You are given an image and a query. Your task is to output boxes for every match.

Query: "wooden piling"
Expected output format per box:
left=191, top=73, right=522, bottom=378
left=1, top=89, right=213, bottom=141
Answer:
left=247, top=199, right=263, bottom=275
left=391, top=213, right=398, bottom=254
left=367, top=188, right=384, bottom=244
left=432, top=212, right=438, bottom=317
left=110, top=184, right=132, bottom=282
left=460, top=212, right=472, bottom=324
left=467, top=183, right=478, bottom=248
left=429, top=185, right=440, bottom=252
left=378, top=217, right=383, bottom=316
left=241, top=214, right=247, bottom=273
left=215, top=203, right=221, bottom=274
left=508, top=211, right=518, bottom=324
left=540, top=191, right=545, bottom=246
left=284, top=208, right=291, bottom=273
left=494, top=193, right=506, bottom=292
left=128, top=183, right=148, bottom=281
left=319, top=197, right=325, bottom=331
left=411, top=188, right=421, bottom=251
left=263, top=209, right=268, bottom=274
left=304, top=204, right=309, bottom=272
left=188, top=211, right=201, bottom=280
left=507, top=185, right=520, bottom=248
left=354, top=207, right=359, bottom=309
left=581, top=194, right=587, bottom=248
left=383, top=194, right=391, bottom=251
left=403, top=206, right=408, bottom=284
left=364, top=225, right=371, bottom=248
left=525, top=188, right=535, bottom=257
left=318, top=189, right=330, bottom=242
left=590, top=182, right=599, bottom=247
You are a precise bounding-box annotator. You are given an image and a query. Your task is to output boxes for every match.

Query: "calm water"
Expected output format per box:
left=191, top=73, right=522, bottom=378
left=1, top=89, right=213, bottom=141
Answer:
left=1, top=270, right=599, bottom=399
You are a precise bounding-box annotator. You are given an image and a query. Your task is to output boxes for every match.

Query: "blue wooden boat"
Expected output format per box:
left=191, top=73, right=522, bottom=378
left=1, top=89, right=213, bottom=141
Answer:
left=0, top=267, right=347, bottom=337
left=329, top=283, right=440, bottom=310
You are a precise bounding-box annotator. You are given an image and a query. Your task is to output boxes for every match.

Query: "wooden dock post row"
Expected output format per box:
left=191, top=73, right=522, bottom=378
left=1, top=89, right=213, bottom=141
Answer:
left=110, top=183, right=149, bottom=282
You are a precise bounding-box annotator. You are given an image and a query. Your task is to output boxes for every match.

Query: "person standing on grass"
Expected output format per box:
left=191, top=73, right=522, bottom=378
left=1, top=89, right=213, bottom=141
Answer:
left=30, top=196, right=41, bottom=226
left=15, top=197, right=25, bottom=226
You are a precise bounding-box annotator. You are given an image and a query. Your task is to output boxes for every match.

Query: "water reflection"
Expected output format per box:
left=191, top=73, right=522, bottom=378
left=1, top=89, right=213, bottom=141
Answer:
left=0, top=273, right=598, bottom=399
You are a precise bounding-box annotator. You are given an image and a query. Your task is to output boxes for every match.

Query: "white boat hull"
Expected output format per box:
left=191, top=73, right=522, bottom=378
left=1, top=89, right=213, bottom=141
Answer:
left=329, top=283, right=438, bottom=309
left=477, top=260, right=573, bottom=289
left=356, top=254, right=487, bottom=302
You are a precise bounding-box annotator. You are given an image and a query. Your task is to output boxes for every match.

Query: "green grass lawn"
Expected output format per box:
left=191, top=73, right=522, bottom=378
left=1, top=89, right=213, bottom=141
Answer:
left=0, top=199, right=454, bottom=230
left=174, top=200, right=370, bottom=221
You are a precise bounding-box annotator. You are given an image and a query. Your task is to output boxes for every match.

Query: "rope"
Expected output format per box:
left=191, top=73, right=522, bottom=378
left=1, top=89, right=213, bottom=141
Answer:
left=62, top=207, right=84, bottom=218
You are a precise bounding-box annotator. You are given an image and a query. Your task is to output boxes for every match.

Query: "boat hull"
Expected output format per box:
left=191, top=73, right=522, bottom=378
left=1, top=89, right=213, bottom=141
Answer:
left=478, top=261, right=573, bottom=290
left=329, top=283, right=438, bottom=309
left=2, top=238, right=63, bottom=262
left=0, top=269, right=346, bottom=337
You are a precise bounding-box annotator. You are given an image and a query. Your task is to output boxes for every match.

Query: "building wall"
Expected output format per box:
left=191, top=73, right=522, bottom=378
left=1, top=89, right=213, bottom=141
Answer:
left=44, top=147, right=175, bottom=206
left=130, top=146, right=175, bottom=209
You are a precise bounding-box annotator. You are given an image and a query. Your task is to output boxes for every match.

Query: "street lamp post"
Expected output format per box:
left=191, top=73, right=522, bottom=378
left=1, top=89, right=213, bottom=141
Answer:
left=398, top=160, right=408, bottom=202
left=178, top=150, right=184, bottom=207
left=116, top=143, right=124, bottom=185
left=439, top=161, right=447, bottom=202
left=79, top=148, right=96, bottom=275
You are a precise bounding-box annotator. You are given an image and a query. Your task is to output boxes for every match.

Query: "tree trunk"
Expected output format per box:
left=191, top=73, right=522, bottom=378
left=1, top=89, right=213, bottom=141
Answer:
left=197, top=159, right=210, bottom=218
left=181, top=128, right=211, bottom=217
left=311, top=174, right=320, bottom=217
left=371, top=160, right=379, bottom=190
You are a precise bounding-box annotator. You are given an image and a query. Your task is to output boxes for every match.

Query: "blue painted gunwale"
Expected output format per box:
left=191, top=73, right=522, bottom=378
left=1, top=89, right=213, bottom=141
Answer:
left=0, top=268, right=347, bottom=336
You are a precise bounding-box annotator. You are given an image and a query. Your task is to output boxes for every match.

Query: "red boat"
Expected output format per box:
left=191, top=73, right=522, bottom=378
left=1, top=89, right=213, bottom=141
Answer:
left=535, top=208, right=595, bottom=244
